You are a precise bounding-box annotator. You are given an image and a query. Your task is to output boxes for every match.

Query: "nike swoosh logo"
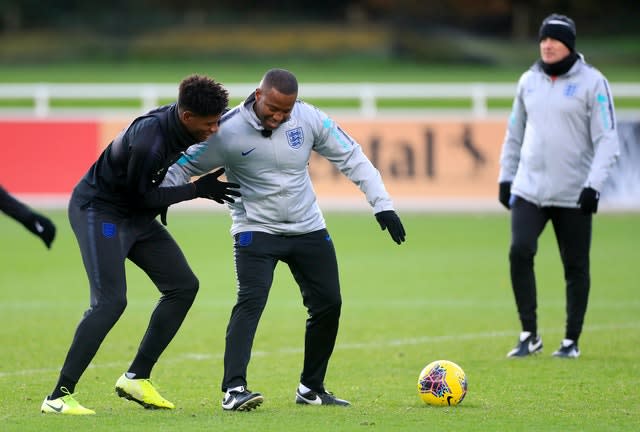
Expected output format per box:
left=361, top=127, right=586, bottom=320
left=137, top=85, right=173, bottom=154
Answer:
left=35, top=221, right=44, bottom=233
left=241, top=148, right=256, bottom=156
left=45, top=402, right=64, bottom=412
left=298, top=394, right=322, bottom=405
left=528, top=339, right=541, bottom=351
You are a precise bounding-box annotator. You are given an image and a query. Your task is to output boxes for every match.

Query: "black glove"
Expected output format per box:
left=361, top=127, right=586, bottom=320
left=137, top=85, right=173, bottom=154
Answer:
left=24, top=212, right=56, bottom=249
left=375, top=210, right=406, bottom=245
left=499, top=181, right=512, bottom=209
left=577, top=187, right=599, bottom=215
left=193, top=168, right=241, bottom=204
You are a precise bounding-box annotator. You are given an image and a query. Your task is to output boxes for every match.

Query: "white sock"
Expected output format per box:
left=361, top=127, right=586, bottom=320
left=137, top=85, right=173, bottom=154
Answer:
left=226, top=385, right=244, bottom=396
left=298, top=383, right=312, bottom=394
left=125, top=372, right=136, bottom=379
left=519, top=331, right=532, bottom=341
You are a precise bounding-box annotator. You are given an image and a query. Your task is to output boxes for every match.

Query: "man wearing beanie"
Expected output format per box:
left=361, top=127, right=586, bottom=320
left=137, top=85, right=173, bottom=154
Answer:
left=498, top=13, right=620, bottom=359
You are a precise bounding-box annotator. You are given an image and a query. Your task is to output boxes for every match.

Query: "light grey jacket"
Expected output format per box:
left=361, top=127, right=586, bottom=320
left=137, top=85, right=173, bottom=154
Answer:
left=163, top=94, right=394, bottom=235
left=498, top=57, right=620, bottom=207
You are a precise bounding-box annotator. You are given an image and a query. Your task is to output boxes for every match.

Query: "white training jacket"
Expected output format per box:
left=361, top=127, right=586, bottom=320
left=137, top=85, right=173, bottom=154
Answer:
left=498, top=57, right=620, bottom=207
left=162, top=94, right=394, bottom=236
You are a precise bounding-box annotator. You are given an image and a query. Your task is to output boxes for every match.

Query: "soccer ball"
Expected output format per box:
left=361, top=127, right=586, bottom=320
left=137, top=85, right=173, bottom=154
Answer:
left=417, top=360, right=467, bottom=406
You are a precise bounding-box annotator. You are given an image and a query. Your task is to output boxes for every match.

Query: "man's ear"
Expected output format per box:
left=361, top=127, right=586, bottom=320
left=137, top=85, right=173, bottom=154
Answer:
left=181, top=110, right=194, bottom=122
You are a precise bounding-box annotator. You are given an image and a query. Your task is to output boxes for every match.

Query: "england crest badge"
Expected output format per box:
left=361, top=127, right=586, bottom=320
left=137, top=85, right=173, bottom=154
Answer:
left=286, top=127, right=304, bottom=149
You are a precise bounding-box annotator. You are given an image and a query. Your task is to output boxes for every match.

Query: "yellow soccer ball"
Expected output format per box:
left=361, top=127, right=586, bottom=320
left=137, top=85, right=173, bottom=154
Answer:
left=417, top=360, right=467, bottom=406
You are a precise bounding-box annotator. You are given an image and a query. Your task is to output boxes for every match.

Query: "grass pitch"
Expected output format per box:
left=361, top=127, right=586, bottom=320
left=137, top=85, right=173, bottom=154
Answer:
left=0, top=211, right=638, bottom=431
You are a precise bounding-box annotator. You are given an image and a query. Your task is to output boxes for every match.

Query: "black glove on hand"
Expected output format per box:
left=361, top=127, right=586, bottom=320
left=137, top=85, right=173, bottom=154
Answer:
left=375, top=210, right=406, bottom=245
left=499, top=181, right=512, bottom=209
left=193, top=168, right=241, bottom=204
left=24, top=212, right=56, bottom=249
left=577, top=187, right=599, bottom=215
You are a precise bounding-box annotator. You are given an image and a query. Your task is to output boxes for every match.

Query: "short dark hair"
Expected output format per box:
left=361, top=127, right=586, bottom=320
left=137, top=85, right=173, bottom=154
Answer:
left=261, top=68, right=298, bottom=95
left=178, top=74, right=229, bottom=116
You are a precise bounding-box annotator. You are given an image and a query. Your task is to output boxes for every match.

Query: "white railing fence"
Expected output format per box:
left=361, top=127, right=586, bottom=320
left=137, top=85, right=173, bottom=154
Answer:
left=1, top=82, right=640, bottom=118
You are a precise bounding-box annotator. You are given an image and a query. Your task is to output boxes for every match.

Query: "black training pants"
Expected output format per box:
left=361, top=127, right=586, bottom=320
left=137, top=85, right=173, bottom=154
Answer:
left=222, top=229, right=341, bottom=392
left=60, top=201, right=199, bottom=383
left=509, top=197, right=592, bottom=342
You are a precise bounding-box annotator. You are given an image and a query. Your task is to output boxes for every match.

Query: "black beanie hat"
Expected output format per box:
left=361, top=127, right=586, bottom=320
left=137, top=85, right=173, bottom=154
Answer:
left=539, top=13, right=576, bottom=51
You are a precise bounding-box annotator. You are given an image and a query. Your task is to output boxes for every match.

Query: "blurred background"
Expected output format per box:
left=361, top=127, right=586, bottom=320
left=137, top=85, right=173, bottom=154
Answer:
left=0, top=0, right=639, bottom=209
left=1, top=0, right=639, bottom=68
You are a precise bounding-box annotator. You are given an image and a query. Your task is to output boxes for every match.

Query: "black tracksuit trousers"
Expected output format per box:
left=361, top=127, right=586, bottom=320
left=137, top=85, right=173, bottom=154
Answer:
left=59, top=201, right=199, bottom=385
left=509, top=197, right=592, bottom=342
left=222, top=229, right=341, bottom=393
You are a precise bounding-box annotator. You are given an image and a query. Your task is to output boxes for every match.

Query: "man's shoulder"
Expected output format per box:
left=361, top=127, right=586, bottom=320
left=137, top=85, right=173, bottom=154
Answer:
left=293, top=99, right=326, bottom=125
left=567, top=56, right=606, bottom=80
left=518, top=63, right=541, bottom=84
left=126, top=115, right=162, bottom=139
left=295, top=98, right=320, bottom=111
left=221, top=106, right=242, bottom=124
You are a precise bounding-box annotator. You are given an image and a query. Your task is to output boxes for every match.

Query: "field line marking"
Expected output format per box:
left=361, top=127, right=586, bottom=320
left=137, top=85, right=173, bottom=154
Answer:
left=1, top=322, right=638, bottom=379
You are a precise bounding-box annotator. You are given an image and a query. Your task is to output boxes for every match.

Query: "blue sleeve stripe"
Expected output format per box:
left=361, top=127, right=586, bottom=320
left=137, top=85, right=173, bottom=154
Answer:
left=603, top=79, right=615, bottom=130
left=177, top=145, right=208, bottom=166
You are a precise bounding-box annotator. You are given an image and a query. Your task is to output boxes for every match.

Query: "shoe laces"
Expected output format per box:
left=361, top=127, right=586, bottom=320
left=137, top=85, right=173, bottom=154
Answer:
left=139, top=379, right=166, bottom=397
left=140, top=378, right=155, bottom=387
left=59, top=387, right=81, bottom=406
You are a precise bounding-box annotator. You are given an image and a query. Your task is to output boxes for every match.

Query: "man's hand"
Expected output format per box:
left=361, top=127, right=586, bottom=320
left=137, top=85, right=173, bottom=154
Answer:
left=375, top=210, right=406, bottom=245
left=499, top=181, right=512, bottom=209
left=193, top=168, right=241, bottom=204
left=25, top=212, right=56, bottom=249
left=577, top=187, right=599, bottom=214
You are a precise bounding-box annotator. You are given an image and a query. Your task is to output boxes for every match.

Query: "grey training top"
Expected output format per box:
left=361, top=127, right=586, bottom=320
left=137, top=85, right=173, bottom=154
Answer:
left=163, top=95, right=394, bottom=235
left=498, top=57, right=620, bottom=207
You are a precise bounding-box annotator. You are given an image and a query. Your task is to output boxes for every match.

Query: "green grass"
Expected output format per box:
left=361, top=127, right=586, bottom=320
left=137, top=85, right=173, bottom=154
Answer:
left=0, top=59, right=524, bottom=83
left=5, top=97, right=640, bottom=112
left=1, top=211, right=639, bottom=431
left=2, top=59, right=639, bottom=112
left=4, top=95, right=640, bottom=112
left=1, top=58, right=639, bottom=83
